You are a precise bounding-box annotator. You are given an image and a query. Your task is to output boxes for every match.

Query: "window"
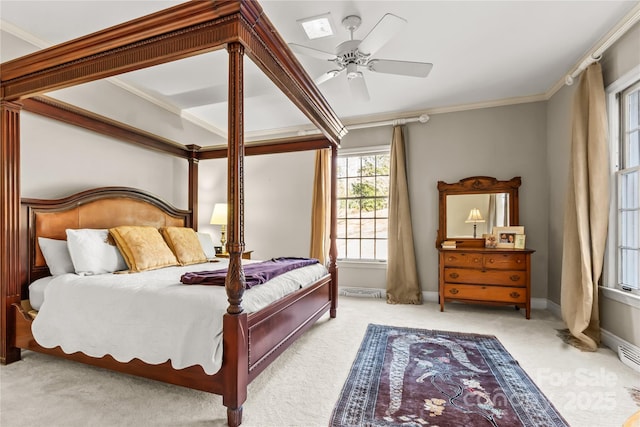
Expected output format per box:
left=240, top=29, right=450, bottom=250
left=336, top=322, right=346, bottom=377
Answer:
left=611, top=79, right=640, bottom=292
left=336, top=149, right=389, bottom=261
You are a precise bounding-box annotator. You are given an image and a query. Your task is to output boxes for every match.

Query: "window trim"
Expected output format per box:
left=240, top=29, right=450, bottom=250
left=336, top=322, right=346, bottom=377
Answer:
left=604, top=64, right=640, bottom=297
left=336, top=145, right=390, bottom=263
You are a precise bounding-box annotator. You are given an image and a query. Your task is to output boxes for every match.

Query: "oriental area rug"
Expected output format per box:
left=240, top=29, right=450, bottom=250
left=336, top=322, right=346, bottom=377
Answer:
left=330, top=324, right=569, bottom=427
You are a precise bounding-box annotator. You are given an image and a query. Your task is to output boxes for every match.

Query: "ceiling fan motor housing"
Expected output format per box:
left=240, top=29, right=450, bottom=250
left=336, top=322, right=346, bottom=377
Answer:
left=335, top=40, right=369, bottom=72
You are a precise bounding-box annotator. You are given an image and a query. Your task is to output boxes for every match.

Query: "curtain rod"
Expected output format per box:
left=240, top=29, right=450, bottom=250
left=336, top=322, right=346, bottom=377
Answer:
left=297, top=113, right=429, bottom=136
left=565, top=4, right=640, bottom=85
left=349, top=113, right=430, bottom=130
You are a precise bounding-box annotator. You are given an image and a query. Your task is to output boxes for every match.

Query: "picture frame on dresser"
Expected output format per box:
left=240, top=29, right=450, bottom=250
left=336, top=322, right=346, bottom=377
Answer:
left=436, top=176, right=534, bottom=319
left=494, top=226, right=525, bottom=248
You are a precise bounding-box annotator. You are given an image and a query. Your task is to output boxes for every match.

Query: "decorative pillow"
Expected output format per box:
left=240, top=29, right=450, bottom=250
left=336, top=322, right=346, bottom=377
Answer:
left=160, top=227, right=207, bottom=265
left=38, top=237, right=75, bottom=275
left=197, top=232, right=217, bottom=260
left=109, top=226, right=179, bottom=272
left=66, top=229, right=128, bottom=275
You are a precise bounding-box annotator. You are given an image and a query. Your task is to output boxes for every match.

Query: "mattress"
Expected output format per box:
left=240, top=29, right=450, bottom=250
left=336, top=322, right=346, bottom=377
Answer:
left=29, top=276, right=54, bottom=311
left=30, top=259, right=328, bottom=374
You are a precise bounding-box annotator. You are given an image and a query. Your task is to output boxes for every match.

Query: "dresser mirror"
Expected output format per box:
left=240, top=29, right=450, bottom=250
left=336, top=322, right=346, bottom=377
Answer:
left=436, top=176, right=521, bottom=248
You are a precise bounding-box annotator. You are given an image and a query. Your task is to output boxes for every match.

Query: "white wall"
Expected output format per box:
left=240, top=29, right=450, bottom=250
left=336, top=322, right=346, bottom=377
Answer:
left=21, top=112, right=187, bottom=206
left=197, top=151, right=316, bottom=261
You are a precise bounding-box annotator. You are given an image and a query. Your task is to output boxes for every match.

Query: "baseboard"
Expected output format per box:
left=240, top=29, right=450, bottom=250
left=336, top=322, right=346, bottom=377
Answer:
left=601, top=328, right=638, bottom=352
left=531, top=298, right=548, bottom=310
left=546, top=299, right=562, bottom=319
left=424, top=292, right=550, bottom=309
left=422, top=291, right=438, bottom=302
left=340, top=289, right=633, bottom=357
left=345, top=289, right=559, bottom=318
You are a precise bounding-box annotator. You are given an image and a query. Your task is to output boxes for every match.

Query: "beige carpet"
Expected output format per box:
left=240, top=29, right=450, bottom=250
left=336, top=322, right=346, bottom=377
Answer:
left=1, top=297, right=638, bottom=427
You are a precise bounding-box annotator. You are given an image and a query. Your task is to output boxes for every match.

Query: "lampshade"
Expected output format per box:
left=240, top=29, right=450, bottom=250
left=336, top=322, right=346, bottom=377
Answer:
left=210, top=203, right=227, bottom=225
left=465, top=208, right=485, bottom=223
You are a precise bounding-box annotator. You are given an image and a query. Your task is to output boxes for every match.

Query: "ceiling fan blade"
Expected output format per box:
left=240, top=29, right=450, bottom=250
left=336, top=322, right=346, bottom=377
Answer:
left=357, top=13, right=406, bottom=56
left=289, top=43, right=336, bottom=61
left=348, top=74, right=370, bottom=102
left=315, top=69, right=344, bottom=85
left=368, top=59, right=433, bottom=78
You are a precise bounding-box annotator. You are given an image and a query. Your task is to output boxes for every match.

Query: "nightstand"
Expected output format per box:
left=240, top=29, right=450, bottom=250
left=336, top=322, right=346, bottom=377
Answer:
left=216, top=251, right=253, bottom=260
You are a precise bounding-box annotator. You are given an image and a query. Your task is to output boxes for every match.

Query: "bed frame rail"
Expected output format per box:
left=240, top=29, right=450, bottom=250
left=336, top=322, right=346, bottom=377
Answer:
left=247, top=274, right=331, bottom=379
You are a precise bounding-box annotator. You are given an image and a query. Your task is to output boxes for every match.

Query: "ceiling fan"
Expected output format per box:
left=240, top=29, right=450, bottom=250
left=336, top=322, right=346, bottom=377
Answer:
left=290, top=13, right=433, bottom=102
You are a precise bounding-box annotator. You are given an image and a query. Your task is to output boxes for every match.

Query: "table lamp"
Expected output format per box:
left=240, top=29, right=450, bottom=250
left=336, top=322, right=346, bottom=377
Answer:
left=465, top=208, right=485, bottom=238
left=210, top=203, right=227, bottom=251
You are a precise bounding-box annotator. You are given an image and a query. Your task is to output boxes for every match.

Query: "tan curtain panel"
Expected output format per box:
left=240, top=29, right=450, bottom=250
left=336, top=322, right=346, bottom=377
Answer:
left=310, top=149, right=331, bottom=265
left=560, top=63, right=609, bottom=351
left=386, top=126, right=422, bottom=304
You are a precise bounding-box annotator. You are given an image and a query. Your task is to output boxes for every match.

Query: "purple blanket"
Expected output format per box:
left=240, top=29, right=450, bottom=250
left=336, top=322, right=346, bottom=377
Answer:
left=180, top=257, right=319, bottom=289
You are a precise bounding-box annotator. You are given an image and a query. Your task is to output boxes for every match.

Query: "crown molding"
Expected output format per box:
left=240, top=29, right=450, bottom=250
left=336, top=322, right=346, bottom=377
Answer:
left=0, top=19, right=51, bottom=50
left=4, top=1, right=638, bottom=142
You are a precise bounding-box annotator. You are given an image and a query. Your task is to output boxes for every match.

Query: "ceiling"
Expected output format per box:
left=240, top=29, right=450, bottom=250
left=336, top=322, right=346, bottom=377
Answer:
left=1, top=1, right=639, bottom=145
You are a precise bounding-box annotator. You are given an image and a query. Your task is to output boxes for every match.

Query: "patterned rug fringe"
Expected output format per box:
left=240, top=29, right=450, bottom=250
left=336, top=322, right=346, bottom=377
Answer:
left=627, top=386, right=640, bottom=407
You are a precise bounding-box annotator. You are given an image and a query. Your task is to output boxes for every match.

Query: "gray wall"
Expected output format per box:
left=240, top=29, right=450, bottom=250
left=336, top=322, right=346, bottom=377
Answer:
left=545, top=83, right=576, bottom=305
left=546, top=22, right=640, bottom=346
left=339, top=103, right=549, bottom=299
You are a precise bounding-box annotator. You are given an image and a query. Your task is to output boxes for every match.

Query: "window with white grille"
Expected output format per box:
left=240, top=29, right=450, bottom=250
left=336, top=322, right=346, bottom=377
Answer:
left=614, top=80, right=640, bottom=291
left=336, top=149, right=389, bottom=261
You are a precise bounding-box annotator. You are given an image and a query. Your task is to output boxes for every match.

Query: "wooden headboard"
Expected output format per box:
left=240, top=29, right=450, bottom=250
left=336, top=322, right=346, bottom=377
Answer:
left=19, top=187, right=192, bottom=297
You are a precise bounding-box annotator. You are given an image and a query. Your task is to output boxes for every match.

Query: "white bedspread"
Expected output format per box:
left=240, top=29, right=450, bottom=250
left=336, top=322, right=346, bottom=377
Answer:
left=31, top=260, right=328, bottom=375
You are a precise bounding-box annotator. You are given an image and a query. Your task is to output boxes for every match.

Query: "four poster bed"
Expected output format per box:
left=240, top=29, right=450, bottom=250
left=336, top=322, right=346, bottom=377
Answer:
left=0, top=1, right=346, bottom=426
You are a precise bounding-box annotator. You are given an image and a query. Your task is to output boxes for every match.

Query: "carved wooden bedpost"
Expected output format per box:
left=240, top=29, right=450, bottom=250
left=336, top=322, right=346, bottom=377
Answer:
left=1, top=100, right=22, bottom=365
left=186, top=144, right=200, bottom=229
left=223, top=41, right=248, bottom=427
left=329, top=145, right=339, bottom=318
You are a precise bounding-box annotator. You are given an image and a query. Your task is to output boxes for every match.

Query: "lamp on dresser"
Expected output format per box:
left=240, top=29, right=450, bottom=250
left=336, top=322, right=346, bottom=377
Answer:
left=465, top=208, right=485, bottom=238
left=210, top=203, right=227, bottom=252
left=436, top=176, right=534, bottom=319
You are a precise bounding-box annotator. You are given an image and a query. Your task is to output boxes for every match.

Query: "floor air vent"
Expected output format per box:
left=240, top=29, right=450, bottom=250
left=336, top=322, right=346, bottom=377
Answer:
left=619, top=344, right=640, bottom=373
left=339, top=287, right=384, bottom=298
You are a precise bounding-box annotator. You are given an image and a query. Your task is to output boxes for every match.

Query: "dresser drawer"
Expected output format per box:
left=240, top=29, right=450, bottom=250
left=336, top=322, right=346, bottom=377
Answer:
left=483, top=253, right=527, bottom=270
left=444, top=268, right=526, bottom=286
left=443, top=284, right=526, bottom=303
left=442, top=252, right=483, bottom=268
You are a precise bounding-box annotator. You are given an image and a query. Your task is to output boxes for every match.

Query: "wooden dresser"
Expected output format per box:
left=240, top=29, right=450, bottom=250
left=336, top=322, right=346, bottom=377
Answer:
left=438, top=247, right=534, bottom=318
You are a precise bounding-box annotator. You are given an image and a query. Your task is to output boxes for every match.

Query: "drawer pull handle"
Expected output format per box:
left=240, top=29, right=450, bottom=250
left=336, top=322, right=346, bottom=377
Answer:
left=474, top=258, right=480, bottom=263
left=510, top=291, right=521, bottom=299
left=488, top=259, right=494, bottom=264
left=447, top=257, right=455, bottom=262
left=516, top=259, right=522, bottom=264
left=449, top=288, right=459, bottom=295
left=510, top=274, right=521, bottom=281
left=449, top=272, right=459, bottom=279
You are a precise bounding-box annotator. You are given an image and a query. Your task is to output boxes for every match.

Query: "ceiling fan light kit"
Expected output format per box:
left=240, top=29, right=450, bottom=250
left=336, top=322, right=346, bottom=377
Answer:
left=290, top=13, right=434, bottom=102
left=346, top=63, right=361, bottom=80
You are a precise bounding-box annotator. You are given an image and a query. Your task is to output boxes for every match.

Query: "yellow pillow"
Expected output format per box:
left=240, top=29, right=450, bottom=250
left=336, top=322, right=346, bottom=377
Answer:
left=109, top=226, right=178, bottom=272
left=160, top=227, right=207, bottom=266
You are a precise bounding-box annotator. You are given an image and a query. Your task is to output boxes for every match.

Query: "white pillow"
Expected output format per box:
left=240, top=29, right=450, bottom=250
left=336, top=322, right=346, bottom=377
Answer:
left=38, top=237, right=75, bottom=275
left=66, top=229, right=127, bottom=275
left=197, top=232, right=217, bottom=260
